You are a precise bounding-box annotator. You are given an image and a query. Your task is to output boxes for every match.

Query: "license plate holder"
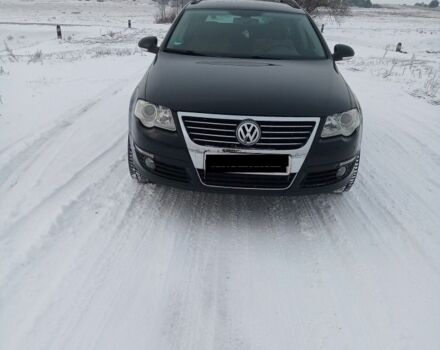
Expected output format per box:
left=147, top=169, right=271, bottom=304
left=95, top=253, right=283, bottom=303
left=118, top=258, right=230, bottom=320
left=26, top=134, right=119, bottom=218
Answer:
left=205, top=154, right=290, bottom=175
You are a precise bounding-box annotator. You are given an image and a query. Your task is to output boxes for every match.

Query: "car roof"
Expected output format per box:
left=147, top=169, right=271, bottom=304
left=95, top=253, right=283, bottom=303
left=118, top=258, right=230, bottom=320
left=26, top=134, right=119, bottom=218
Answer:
left=186, top=0, right=306, bottom=14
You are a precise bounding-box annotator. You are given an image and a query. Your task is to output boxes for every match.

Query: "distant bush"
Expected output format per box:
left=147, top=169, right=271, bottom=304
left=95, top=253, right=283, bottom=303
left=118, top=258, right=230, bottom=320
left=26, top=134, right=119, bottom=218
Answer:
left=154, top=6, right=179, bottom=24
left=92, top=48, right=134, bottom=58
left=3, top=42, right=18, bottom=62
left=349, top=0, right=373, bottom=7
left=414, top=1, right=438, bottom=6
left=152, top=0, right=189, bottom=23
left=28, top=50, right=43, bottom=64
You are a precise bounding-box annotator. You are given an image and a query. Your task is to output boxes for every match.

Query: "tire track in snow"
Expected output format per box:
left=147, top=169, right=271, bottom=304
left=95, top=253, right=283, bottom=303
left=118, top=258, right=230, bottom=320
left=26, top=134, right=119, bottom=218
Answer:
left=359, top=125, right=440, bottom=276
left=50, top=188, right=213, bottom=350
left=0, top=96, right=105, bottom=185
left=0, top=68, right=142, bottom=230
left=5, top=182, right=206, bottom=350
left=0, top=162, right=149, bottom=350
left=0, top=63, right=146, bottom=190
left=147, top=193, right=220, bottom=350
left=0, top=134, right=126, bottom=284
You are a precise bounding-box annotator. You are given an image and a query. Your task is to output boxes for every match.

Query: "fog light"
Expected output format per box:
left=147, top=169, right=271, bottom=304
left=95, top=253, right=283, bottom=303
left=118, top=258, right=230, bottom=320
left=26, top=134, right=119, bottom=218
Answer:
left=336, top=166, right=347, bottom=178
left=144, top=156, right=156, bottom=170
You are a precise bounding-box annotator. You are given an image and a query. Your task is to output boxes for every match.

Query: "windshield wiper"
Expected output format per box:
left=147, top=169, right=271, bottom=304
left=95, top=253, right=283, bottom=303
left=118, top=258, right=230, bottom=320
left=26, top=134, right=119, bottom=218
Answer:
left=165, top=49, right=207, bottom=57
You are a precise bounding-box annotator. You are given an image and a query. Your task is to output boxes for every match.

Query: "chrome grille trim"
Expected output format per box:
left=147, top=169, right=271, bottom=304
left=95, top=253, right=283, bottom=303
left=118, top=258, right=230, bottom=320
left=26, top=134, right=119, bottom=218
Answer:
left=258, top=142, right=303, bottom=146
left=181, top=114, right=316, bottom=150
left=177, top=112, right=321, bottom=190
left=193, top=138, right=237, bottom=144
left=186, top=120, right=236, bottom=126
left=260, top=125, right=313, bottom=127
left=187, top=126, right=235, bottom=132
left=191, top=132, right=236, bottom=138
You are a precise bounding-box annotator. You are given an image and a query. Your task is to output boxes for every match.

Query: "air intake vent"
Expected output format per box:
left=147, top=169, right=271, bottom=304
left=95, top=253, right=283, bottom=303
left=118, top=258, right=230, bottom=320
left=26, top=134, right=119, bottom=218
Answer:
left=199, top=170, right=294, bottom=189
left=302, top=159, right=356, bottom=188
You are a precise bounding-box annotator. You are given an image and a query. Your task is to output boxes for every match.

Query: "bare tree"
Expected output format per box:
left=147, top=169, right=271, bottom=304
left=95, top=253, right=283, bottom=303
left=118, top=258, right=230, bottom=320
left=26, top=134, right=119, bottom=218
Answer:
left=170, top=0, right=191, bottom=9
left=152, top=0, right=188, bottom=23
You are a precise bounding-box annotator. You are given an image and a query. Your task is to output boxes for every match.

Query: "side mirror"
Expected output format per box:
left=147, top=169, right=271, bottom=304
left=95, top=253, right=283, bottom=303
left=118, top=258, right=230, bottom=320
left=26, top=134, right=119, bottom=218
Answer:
left=333, top=44, right=354, bottom=61
left=138, top=36, right=159, bottom=54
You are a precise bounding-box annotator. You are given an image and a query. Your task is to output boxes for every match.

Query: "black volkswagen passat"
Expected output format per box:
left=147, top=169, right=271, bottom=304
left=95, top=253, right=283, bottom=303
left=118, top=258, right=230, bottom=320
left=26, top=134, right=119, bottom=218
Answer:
left=128, top=0, right=362, bottom=194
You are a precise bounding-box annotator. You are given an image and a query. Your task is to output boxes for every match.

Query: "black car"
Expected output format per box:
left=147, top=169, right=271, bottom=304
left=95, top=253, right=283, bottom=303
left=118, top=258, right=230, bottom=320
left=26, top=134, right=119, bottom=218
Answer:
left=128, top=0, right=362, bottom=194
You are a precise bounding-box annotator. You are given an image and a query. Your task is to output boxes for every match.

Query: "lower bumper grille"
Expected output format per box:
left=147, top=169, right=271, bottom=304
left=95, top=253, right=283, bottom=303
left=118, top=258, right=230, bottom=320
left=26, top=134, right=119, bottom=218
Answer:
left=135, top=149, right=190, bottom=183
left=198, top=170, right=294, bottom=189
left=301, top=160, right=356, bottom=188
left=154, top=161, right=190, bottom=183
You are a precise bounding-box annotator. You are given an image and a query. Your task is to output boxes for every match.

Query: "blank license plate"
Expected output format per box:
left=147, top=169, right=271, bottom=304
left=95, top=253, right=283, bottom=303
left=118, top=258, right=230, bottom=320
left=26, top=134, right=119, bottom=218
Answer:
left=205, top=154, right=289, bottom=175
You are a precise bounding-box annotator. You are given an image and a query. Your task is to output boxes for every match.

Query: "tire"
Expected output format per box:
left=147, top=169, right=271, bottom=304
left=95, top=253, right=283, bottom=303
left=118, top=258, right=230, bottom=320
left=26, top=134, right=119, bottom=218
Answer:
left=343, top=155, right=360, bottom=192
left=128, top=136, right=150, bottom=184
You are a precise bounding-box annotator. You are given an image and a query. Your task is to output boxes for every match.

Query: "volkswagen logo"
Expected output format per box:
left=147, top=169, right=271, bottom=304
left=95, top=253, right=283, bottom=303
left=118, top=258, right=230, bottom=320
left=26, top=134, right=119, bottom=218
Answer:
left=236, top=120, right=261, bottom=146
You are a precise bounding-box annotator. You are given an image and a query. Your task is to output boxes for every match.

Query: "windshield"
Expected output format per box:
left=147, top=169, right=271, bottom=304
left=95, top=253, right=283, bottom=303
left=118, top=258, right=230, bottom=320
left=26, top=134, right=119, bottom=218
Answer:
left=165, top=9, right=327, bottom=60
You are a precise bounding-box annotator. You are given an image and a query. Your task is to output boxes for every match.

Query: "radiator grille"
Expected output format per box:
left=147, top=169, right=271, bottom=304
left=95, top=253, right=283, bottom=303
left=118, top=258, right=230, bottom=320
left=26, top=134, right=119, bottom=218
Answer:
left=182, top=116, right=316, bottom=150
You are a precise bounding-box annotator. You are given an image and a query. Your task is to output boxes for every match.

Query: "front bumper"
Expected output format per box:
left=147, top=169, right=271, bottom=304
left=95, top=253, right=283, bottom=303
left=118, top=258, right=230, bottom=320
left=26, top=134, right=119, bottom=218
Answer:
left=130, top=112, right=362, bottom=195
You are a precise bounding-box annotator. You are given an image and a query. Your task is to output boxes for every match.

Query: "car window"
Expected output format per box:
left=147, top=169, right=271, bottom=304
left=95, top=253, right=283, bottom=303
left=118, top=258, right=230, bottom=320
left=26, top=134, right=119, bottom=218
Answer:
left=166, top=9, right=326, bottom=60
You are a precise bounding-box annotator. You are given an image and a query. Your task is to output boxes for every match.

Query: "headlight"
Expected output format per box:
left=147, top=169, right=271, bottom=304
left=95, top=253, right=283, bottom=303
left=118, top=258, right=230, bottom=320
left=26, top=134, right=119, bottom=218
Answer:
left=134, top=100, right=176, bottom=131
left=321, top=108, right=361, bottom=138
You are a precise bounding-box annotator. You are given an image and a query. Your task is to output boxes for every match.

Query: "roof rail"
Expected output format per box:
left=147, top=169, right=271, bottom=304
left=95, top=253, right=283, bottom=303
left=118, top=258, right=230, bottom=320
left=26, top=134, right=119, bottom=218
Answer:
left=190, top=0, right=301, bottom=9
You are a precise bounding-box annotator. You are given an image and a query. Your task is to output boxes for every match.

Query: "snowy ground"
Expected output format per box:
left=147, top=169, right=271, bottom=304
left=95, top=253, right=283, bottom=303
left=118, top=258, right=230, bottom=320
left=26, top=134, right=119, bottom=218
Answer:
left=1, top=1, right=440, bottom=349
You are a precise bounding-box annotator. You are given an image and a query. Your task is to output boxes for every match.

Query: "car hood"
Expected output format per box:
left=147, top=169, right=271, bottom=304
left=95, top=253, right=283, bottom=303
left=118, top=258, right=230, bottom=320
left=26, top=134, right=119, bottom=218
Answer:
left=144, top=53, right=354, bottom=117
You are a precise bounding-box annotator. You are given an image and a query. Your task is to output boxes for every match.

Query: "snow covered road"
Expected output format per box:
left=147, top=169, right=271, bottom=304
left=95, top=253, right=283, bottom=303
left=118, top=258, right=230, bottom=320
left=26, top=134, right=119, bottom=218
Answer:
left=1, top=3, right=440, bottom=349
